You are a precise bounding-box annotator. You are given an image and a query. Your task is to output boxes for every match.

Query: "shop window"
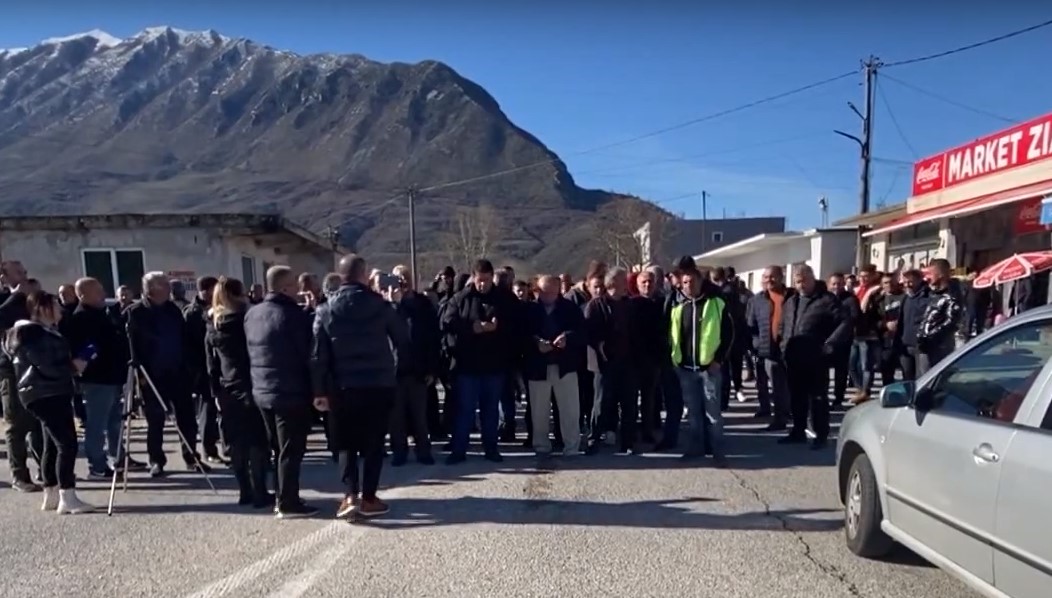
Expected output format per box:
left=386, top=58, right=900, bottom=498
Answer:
left=82, top=249, right=146, bottom=298
left=241, top=256, right=256, bottom=287
left=711, top=231, right=724, bottom=243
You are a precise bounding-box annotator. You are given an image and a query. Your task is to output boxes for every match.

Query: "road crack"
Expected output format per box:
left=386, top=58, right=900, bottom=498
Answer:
left=728, top=469, right=865, bottom=598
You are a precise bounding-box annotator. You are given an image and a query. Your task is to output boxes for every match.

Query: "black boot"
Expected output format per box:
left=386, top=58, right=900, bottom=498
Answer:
left=229, top=446, right=253, bottom=506
left=249, top=446, right=275, bottom=509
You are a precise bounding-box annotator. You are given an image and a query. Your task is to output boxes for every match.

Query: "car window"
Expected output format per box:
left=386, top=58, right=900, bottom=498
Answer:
left=927, top=318, right=1052, bottom=423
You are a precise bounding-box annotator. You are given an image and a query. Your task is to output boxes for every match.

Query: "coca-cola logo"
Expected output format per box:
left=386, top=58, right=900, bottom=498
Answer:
left=915, top=161, right=941, bottom=184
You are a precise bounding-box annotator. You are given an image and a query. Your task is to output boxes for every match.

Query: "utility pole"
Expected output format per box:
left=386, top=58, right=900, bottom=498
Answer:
left=834, top=55, right=881, bottom=270
left=407, top=186, right=419, bottom=290
left=700, top=190, right=709, bottom=254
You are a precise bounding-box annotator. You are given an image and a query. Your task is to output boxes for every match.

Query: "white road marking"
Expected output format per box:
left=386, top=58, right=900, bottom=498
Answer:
left=182, top=487, right=414, bottom=598
left=264, top=540, right=350, bottom=598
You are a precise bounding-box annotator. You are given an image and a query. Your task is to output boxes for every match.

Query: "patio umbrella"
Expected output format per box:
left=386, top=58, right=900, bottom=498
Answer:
left=972, top=251, right=1052, bottom=289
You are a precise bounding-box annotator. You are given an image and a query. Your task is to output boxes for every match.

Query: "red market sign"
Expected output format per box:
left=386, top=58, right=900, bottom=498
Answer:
left=1016, top=196, right=1052, bottom=235
left=912, top=111, right=1052, bottom=196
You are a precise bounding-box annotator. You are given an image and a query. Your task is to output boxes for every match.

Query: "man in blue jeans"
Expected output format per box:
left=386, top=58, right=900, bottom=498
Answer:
left=65, top=278, right=132, bottom=477
left=668, top=267, right=734, bottom=466
left=441, top=259, right=521, bottom=464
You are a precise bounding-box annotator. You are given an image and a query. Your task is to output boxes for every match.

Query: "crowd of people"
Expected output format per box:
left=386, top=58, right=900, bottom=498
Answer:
left=0, top=252, right=966, bottom=519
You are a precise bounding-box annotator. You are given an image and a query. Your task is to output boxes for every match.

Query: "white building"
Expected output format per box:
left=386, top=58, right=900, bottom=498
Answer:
left=0, top=213, right=343, bottom=297
left=694, top=228, right=858, bottom=293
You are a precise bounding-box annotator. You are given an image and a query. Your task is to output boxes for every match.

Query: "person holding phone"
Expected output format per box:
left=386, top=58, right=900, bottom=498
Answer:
left=65, top=278, right=134, bottom=478
left=4, top=291, right=94, bottom=513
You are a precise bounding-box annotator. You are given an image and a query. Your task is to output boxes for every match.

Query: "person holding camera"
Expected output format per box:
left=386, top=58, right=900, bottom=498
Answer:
left=4, top=291, right=94, bottom=513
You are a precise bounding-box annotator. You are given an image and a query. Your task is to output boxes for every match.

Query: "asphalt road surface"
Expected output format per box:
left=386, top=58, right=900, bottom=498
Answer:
left=0, top=381, right=978, bottom=598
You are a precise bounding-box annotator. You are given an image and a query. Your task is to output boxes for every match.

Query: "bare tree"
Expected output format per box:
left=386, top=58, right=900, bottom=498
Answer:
left=442, top=204, right=500, bottom=271
left=594, top=200, right=673, bottom=269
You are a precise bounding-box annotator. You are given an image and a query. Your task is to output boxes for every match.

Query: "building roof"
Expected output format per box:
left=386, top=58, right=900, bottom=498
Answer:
left=833, top=203, right=907, bottom=227
left=0, top=213, right=350, bottom=253
left=662, top=216, right=786, bottom=259
left=694, top=227, right=857, bottom=260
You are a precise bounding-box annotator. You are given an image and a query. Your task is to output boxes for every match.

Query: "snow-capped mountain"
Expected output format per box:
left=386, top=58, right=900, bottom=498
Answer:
left=0, top=26, right=648, bottom=270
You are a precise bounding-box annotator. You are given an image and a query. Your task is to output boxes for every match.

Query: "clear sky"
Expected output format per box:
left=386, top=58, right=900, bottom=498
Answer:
left=3, top=1, right=1052, bottom=228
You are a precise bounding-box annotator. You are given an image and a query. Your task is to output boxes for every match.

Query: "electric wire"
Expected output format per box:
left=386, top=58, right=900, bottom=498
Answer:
left=883, top=18, right=1052, bottom=67
left=875, top=78, right=919, bottom=159
left=879, top=73, right=1020, bottom=124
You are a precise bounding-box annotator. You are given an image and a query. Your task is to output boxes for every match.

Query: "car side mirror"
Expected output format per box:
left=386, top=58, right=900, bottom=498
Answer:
left=913, top=387, right=936, bottom=412
left=879, top=381, right=914, bottom=409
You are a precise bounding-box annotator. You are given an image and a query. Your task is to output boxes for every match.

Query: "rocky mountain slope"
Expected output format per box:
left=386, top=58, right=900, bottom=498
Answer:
left=0, top=27, right=663, bottom=273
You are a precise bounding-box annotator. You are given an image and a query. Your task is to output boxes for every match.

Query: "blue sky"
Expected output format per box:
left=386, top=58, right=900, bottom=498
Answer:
left=3, top=1, right=1052, bottom=228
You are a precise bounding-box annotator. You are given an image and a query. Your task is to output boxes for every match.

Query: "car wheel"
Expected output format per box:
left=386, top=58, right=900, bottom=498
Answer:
left=844, top=453, right=894, bottom=558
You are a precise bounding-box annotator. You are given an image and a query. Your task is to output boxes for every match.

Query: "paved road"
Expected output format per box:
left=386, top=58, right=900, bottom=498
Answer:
left=0, top=382, right=977, bottom=598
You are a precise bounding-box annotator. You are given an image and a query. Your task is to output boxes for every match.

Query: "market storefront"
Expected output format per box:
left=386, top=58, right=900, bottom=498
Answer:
left=864, top=110, right=1052, bottom=276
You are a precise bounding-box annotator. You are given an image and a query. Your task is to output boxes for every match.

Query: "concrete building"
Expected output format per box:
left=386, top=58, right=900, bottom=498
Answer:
left=635, top=216, right=785, bottom=267
left=0, top=213, right=342, bottom=297
left=694, top=228, right=858, bottom=293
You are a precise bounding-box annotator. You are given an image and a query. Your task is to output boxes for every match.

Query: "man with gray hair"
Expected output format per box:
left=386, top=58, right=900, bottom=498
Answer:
left=245, top=265, right=318, bottom=519
left=126, top=271, right=206, bottom=477
left=583, top=266, right=638, bottom=454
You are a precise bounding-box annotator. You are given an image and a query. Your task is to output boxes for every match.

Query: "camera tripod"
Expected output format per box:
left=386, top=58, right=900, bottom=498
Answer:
left=107, top=363, right=218, bottom=516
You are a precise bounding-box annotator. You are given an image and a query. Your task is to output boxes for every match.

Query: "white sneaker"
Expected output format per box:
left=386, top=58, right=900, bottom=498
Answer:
left=41, top=486, right=59, bottom=511
left=56, top=489, right=95, bottom=515
left=736, top=391, right=747, bottom=403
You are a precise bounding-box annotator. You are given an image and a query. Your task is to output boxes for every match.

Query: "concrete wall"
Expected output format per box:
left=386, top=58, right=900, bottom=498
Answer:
left=0, top=226, right=332, bottom=296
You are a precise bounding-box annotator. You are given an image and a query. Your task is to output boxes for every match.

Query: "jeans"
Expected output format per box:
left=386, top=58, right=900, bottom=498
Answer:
left=849, top=339, right=880, bottom=395
left=452, top=373, right=504, bottom=456
left=754, top=357, right=790, bottom=422
left=25, top=397, right=79, bottom=489
left=80, top=383, right=124, bottom=472
left=332, top=387, right=393, bottom=499
left=676, top=367, right=724, bottom=458
left=262, top=403, right=311, bottom=510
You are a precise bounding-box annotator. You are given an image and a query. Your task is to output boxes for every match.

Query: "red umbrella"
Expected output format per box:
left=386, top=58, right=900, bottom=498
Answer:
left=972, top=251, right=1052, bottom=289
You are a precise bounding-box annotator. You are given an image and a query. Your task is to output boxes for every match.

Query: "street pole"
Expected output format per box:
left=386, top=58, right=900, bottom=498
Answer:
left=700, top=190, right=708, bottom=256
left=834, top=55, right=881, bottom=271
left=407, top=186, right=419, bottom=290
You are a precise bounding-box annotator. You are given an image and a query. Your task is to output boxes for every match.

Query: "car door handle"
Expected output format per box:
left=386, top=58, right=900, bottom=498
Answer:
left=972, top=444, right=1000, bottom=464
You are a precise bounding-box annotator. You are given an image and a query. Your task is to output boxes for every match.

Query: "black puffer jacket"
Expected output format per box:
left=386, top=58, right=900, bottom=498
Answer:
left=182, top=296, right=211, bottom=390
left=311, top=283, right=409, bottom=394
left=3, top=321, right=75, bottom=405
left=64, top=302, right=128, bottom=386
left=779, top=282, right=852, bottom=361
left=441, top=283, right=522, bottom=375
left=244, top=293, right=313, bottom=410
left=205, top=307, right=252, bottom=404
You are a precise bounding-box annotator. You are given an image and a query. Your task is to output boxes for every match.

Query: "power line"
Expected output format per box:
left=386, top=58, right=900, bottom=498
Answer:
left=884, top=18, right=1052, bottom=68
left=418, top=69, right=859, bottom=194
left=875, top=78, right=919, bottom=159
left=879, top=72, right=1020, bottom=124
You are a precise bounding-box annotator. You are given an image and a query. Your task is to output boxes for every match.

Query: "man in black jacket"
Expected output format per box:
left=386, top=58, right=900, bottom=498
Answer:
left=584, top=267, right=638, bottom=455
left=441, top=259, right=521, bottom=464
left=746, top=266, right=794, bottom=430
left=66, top=278, right=133, bottom=478
left=826, top=273, right=854, bottom=409
left=0, top=263, right=44, bottom=491
left=632, top=269, right=666, bottom=444
left=896, top=269, right=929, bottom=380
left=711, top=267, right=746, bottom=410
left=524, top=275, right=584, bottom=456
left=917, top=259, right=963, bottom=374
left=126, top=272, right=206, bottom=477
left=848, top=264, right=883, bottom=405
left=779, top=266, right=851, bottom=449
left=183, top=276, right=222, bottom=463
left=245, top=265, right=317, bottom=519
left=388, top=264, right=440, bottom=467
left=312, top=255, right=409, bottom=519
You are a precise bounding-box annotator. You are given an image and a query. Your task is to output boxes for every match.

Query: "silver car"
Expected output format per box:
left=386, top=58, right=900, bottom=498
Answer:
left=836, top=305, right=1052, bottom=598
